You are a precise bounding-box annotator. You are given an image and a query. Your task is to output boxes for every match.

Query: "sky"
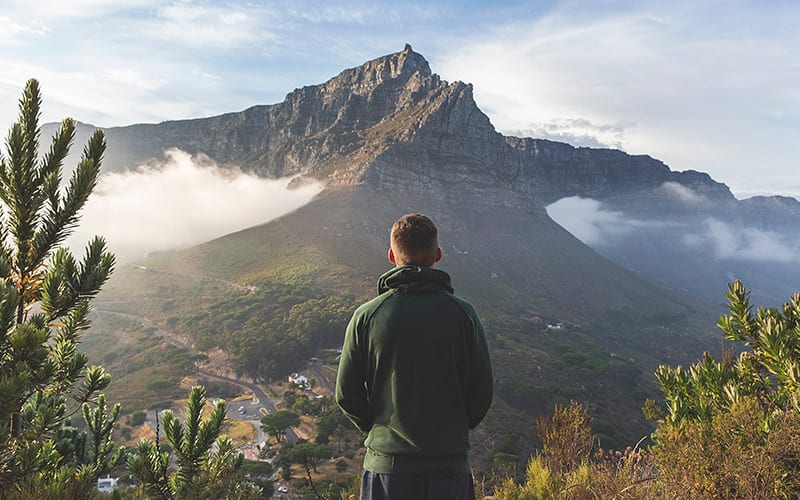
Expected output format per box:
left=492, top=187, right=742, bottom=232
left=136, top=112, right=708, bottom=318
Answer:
left=0, top=0, right=798, bottom=202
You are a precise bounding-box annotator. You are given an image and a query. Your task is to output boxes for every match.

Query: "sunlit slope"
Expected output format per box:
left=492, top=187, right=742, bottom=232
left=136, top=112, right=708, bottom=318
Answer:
left=137, top=185, right=703, bottom=326
left=101, top=185, right=717, bottom=448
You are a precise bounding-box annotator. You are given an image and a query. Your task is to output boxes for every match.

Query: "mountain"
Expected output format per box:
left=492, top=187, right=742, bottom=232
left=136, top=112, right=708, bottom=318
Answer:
left=86, top=45, right=798, bottom=465
left=57, top=44, right=800, bottom=306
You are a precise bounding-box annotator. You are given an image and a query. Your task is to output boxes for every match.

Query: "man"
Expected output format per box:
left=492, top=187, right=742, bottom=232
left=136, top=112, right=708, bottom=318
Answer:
left=336, top=213, right=494, bottom=500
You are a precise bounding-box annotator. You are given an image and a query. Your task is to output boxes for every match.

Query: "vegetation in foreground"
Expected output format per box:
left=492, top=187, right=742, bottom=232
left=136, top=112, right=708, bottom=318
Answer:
left=0, top=80, right=260, bottom=498
left=492, top=281, right=800, bottom=499
left=4, top=80, right=800, bottom=498
left=0, top=78, right=121, bottom=496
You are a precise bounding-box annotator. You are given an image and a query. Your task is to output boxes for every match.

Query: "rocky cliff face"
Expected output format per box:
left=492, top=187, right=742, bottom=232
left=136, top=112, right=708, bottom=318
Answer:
left=92, top=45, right=735, bottom=210
left=63, top=45, right=798, bottom=305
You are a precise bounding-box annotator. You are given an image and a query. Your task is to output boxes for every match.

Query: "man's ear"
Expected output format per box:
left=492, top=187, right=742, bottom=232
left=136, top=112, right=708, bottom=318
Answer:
left=434, top=246, right=442, bottom=263
left=388, top=248, right=397, bottom=265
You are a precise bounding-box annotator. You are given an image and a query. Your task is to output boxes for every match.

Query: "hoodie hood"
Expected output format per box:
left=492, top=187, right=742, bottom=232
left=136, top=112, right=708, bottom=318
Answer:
left=377, top=265, right=454, bottom=295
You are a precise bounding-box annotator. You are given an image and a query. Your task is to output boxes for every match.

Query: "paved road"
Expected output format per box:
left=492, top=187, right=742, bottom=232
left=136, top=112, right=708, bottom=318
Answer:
left=307, top=362, right=334, bottom=394
left=96, top=309, right=297, bottom=445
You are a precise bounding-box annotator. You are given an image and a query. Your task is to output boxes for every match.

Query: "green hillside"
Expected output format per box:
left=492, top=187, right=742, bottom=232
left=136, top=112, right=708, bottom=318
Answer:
left=94, top=185, right=719, bottom=463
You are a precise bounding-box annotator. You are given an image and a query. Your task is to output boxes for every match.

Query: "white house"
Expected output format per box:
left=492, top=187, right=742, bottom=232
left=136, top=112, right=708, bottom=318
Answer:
left=288, top=373, right=309, bottom=387
left=97, top=476, right=118, bottom=493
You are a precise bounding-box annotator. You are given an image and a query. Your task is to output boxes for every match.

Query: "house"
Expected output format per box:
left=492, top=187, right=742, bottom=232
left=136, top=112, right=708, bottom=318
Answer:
left=97, top=476, right=118, bottom=493
left=288, top=373, right=309, bottom=387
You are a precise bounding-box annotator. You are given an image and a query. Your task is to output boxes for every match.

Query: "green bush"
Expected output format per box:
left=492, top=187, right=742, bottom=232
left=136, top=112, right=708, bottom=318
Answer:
left=126, top=410, right=146, bottom=427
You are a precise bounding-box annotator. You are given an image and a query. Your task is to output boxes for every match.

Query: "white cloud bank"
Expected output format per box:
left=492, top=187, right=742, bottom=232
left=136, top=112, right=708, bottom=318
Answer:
left=546, top=184, right=799, bottom=262
left=683, top=219, right=798, bottom=263
left=67, top=149, right=321, bottom=262
left=545, top=196, right=650, bottom=245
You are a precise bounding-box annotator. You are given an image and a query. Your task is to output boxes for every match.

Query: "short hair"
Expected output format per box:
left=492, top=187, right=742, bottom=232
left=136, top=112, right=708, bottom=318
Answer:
left=390, top=213, right=439, bottom=265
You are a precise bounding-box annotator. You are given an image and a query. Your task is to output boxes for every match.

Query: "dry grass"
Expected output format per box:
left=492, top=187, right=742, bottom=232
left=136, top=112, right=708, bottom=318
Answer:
left=134, top=424, right=156, bottom=442
left=222, top=420, right=256, bottom=445
left=294, top=416, right=316, bottom=441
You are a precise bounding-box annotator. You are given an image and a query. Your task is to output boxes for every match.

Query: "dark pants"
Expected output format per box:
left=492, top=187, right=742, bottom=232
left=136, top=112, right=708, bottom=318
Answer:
left=360, top=470, right=476, bottom=500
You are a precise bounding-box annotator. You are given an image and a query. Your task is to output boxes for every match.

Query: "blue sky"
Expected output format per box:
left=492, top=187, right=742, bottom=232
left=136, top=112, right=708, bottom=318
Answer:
left=1, top=0, right=798, bottom=198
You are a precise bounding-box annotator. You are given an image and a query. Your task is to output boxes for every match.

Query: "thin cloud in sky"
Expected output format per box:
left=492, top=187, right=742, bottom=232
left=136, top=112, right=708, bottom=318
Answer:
left=148, top=2, right=276, bottom=50
left=0, top=16, right=49, bottom=41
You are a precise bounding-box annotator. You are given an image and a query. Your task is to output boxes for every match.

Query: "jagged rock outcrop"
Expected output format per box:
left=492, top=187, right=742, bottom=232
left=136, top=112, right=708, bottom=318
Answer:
left=53, top=45, right=799, bottom=305
left=82, top=45, right=735, bottom=211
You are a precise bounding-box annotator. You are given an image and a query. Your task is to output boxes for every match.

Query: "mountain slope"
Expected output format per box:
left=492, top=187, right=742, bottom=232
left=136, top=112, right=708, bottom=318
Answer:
left=87, top=45, right=792, bottom=464
left=102, top=183, right=716, bottom=463
left=57, top=45, right=800, bottom=305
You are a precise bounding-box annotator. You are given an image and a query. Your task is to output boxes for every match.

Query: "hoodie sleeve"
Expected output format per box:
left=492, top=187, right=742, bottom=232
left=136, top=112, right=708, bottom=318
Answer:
left=466, top=308, right=494, bottom=429
left=336, top=310, right=370, bottom=433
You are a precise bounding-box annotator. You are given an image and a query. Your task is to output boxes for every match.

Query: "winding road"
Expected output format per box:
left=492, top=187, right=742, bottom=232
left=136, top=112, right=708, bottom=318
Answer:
left=95, top=308, right=297, bottom=445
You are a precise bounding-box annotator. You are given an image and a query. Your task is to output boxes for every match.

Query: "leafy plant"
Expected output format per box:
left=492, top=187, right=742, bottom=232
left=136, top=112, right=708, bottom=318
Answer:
left=0, top=79, right=121, bottom=497
left=493, top=401, right=650, bottom=499
left=655, top=280, right=800, bottom=426
left=260, top=410, right=300, bottom=443
left=647, top=280, right=800, bottom=497
left=127, top=385, right=261, bottom=499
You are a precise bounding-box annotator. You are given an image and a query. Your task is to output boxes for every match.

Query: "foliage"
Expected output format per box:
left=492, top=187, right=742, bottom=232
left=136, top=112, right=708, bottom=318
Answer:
left=78, top=314, right=194, bottom=411
left=493, top=401, right=651, bottom=499
left=536, top=401, right=593, bottom=475
left=283, top=441, right=332, bottom=473
left=495, top=282, right=800, bottom=499
left=338, top=473, right=361, bottom=500
left=260, top=410, right=300, bottom=443
left=126, top=410, right=147, bottom=427
left=128, top=385, right=261, bottom=499
left=240, top=458, right=273, bottom=477
left=171, top=282, right=353, bottom=382
left=656, top=280, right=800, bottom=426
left=0, top=79, right=121, bottom=497
left=647, top=280, right=800, bottom=497
left=650, top=396, right=800, bottom=498
left=316, top=407, right=353, bottom=446
left=299, top=479, right=345, bottom=500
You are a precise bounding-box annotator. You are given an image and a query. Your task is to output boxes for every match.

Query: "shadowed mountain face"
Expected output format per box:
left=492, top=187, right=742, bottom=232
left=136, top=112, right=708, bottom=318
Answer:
left=61, top=44, right=800, bottom=306
left=106, top=183, right=714, bottom=458
left=85, top=46, right=798, bottom=459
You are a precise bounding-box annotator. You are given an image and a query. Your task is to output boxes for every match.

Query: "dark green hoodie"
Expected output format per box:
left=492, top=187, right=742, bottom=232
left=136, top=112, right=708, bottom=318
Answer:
left=336, top=265, right=494, bottom=474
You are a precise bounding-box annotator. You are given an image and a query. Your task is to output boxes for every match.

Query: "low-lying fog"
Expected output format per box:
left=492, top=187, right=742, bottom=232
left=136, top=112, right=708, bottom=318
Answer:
left=546, top=190, right=799, bottom=263
left=66, top=149, right=321, bottom=262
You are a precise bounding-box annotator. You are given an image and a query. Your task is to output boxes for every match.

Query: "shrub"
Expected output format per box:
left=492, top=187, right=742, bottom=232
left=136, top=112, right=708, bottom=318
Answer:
left=126, top=410, right=146, bottom=427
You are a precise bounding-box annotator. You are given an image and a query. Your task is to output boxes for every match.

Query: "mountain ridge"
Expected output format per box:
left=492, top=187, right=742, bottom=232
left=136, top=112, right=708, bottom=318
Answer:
left=86, top=45, right=793, bottom=461
left=60, top=45, right=737, bottom=205
left=53, top=45, right=800, bottom=305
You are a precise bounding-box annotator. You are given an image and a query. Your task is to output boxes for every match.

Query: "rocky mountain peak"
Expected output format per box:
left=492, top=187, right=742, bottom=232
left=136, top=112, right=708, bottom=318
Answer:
left=318, top=44, right=432, bottom=98
left=78, top=46, right=750, bottom=212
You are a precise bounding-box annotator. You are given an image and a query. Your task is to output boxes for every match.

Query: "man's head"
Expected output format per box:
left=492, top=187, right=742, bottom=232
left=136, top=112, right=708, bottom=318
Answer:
left=388, top=213, right=443, bottom=267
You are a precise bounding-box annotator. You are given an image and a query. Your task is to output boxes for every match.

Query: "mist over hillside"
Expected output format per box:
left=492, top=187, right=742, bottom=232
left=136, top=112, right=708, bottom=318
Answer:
left=547, top=191, right=800, bottom=306
left=66, top=149, right=321, bottom=262
left=75, top=46, right=799, bottom=464
left=51, top=45, right=800, bottom=307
